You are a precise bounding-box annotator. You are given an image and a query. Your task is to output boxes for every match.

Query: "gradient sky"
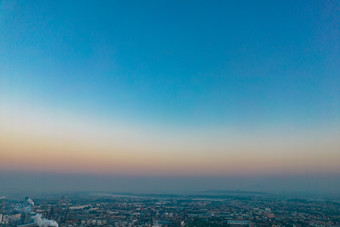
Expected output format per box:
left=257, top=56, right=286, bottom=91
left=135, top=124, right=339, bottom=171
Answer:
left=0, top=0, right=339, bottom=192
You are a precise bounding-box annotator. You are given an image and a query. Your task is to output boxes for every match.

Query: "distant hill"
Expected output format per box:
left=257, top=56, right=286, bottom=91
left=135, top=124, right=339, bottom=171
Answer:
left=198, top=190, right=269, bottom=196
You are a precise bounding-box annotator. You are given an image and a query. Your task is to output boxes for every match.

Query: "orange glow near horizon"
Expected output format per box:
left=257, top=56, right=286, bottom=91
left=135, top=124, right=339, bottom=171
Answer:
left=1, top=103, right=340, bottom=176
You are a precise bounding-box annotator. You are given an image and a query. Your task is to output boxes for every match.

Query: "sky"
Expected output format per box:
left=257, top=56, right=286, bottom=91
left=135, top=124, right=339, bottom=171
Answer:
left=0, top=0, right=339, bottom=193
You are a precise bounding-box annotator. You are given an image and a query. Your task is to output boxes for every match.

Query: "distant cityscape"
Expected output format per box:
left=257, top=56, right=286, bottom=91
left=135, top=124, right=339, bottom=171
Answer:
left=1, top=192, right=340, bottom=227
left=1, top=0, right=339, bottom=227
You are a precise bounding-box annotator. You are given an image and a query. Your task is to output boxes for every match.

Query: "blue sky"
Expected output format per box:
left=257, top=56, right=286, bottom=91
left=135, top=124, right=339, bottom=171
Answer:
left=1, top=0, right=339, bottom=128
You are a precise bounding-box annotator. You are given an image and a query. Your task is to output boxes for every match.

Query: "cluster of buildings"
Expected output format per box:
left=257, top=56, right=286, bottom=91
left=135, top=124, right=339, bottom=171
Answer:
left=0, top=193, right=339, bottom=226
